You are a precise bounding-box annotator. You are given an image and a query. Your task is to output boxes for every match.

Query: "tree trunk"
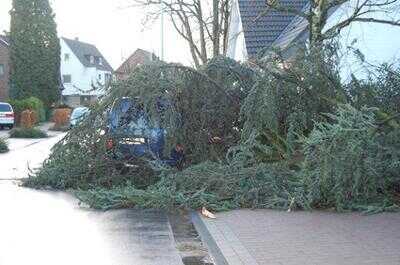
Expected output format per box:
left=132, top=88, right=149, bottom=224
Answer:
left=309, top=0, right=329, bottom=50
left=221, top=0, right=231, bottom=56
left=213, top=0, right=220, bottom=57
left=308, top=0, right=330, bottom=74
left=197, top=1, right=208, bottom=64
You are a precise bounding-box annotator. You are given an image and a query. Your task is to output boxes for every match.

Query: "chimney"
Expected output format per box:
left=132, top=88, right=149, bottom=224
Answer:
left=75, top=37, right=79, bottom=41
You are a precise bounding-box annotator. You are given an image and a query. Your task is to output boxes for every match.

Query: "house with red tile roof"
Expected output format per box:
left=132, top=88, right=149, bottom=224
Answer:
left=0, top=35, right=10, bottom=101
left=115, top=49, right=158, bottom=81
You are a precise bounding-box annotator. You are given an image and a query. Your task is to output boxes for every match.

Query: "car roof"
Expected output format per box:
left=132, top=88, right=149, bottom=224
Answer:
left=0, top=102, right=12, bottom=108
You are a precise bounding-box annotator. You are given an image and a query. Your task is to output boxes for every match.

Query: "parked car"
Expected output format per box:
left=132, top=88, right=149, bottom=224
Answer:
left=0, top=102, right=14, bottom=130
left=106, top=97, right=184, bottom=168
left=70, top=107, right=90, bottom=128
left=106, top=98, right=164, bottom=158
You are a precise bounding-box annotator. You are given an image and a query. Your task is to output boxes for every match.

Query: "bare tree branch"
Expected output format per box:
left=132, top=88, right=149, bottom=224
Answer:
left=131, top=0, right=232, bottom=68
left=263, top=0, right=400, bottom=48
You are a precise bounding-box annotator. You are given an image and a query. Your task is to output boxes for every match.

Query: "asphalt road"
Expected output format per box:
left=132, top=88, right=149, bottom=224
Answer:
left=0, top=132, right=184, bottom=265
left=0, top=131, right=65, bottom=179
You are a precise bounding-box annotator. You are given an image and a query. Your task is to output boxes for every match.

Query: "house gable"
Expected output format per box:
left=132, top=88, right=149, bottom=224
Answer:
left=60, top=38, right=112, bottom=98
left=61, top=37, right=113, bottom=72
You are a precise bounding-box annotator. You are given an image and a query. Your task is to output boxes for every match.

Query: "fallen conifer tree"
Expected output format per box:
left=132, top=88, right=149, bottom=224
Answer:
left=24, top=52, right=400, bottom=214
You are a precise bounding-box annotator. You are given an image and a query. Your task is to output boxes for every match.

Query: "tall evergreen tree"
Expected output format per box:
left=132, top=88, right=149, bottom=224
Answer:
left=9, top=0, right=61, bottom=107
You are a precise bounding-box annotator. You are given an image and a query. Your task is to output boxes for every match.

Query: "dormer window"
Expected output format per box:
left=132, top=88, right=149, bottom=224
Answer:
left=89, top=55, right=95, bottom=64
left=99, top=57, right=103, bottom=65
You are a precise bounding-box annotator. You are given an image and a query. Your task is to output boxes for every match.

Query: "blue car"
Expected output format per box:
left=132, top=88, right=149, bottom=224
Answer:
left=106, top=97, right=184, bottom=167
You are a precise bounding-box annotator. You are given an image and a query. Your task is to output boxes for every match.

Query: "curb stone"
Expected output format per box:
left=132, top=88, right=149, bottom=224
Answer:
left=192, top=211, right=259, bottom=265
left=191, top=211, right=229, bottom=265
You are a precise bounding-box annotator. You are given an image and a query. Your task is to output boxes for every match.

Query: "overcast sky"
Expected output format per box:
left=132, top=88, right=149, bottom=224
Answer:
left=1, top=0, right=400, bottom=73
left=0, top=0, right=191, bottom=69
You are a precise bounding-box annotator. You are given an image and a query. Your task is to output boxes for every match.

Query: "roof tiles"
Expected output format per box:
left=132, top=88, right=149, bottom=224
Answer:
left=238, top=0, right=308, bottom=57
left=62, top=37, right=113, bottom=72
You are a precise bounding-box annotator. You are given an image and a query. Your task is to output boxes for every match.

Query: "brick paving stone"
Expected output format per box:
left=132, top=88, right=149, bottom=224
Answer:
left=199, top=210, right=400, bottom=265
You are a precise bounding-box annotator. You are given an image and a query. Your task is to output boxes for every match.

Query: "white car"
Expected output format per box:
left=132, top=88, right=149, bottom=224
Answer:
left=0, top=102, right=14, bottom=129
left=70, top=107, right=90, bottom=128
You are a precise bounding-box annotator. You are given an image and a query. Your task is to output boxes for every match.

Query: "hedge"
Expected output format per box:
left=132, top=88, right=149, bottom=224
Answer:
left=8, top=97, right=46, bottom=124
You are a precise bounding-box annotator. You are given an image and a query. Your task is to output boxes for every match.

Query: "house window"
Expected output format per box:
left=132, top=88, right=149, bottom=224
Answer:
left=90, top=55, right=95, bottom=64
left=63, top=74, right=72, bottom=83
left=98, top=74, right=102, bottom=80
left=0, top=64, right=4, bottom=76
left=99, top=57, right=103, bottom=65
left=105, top=73, right=112, bottom=86
left=64, top=53, right=70, bottom=61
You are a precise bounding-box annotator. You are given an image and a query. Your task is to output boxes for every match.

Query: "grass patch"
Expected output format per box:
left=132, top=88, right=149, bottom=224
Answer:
left=10, top=128, right=48, bottom=139
left=0, top=138, right=9, bottom=153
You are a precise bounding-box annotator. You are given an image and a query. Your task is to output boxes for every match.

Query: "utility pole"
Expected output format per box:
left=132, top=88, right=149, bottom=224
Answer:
left=160, top=1, right=165, bottom=61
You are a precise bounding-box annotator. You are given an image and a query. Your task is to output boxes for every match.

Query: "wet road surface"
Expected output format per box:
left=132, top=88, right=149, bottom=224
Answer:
left=0, top=128, right=9, bottom=138
left=0, top=133, right=184, bottom=265
left=0, top=132, right=66, bottom=179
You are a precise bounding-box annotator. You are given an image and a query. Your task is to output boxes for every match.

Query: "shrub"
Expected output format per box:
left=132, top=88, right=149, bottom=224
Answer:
left=9, top=97, right=46, bottom=124
left=0, top=138, right=9, bottom=153
left=20, top=109, right=37, bottom=129
left=52, top=108, right=71, bottom=128
left=10, top=128, right=48, bottom=139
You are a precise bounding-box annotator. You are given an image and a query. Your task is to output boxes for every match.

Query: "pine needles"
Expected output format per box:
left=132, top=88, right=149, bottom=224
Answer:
left=24, top=51, right=400, bottom=214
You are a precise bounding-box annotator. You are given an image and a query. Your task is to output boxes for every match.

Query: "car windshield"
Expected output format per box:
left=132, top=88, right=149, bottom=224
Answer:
left=109, top=98, right=151, bottom=135
left=71, top=108, right=89, bottom=119
left=0, top=104, right=12, bottom=112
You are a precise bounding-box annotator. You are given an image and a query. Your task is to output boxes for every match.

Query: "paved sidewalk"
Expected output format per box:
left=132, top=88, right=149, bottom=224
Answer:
left=195, top=209, right=400, bottom=265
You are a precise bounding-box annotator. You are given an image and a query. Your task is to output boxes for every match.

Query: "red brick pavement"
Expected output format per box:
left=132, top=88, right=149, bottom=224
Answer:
left=199, top=209, right=400, bottom=265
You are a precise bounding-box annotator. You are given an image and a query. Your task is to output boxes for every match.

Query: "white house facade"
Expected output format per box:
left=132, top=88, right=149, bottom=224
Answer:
left=227, top=0, right=400, bottom=81
left=226, top=0, right=247, bottom=62
left=60, top=37, right=113, bottom=107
